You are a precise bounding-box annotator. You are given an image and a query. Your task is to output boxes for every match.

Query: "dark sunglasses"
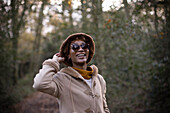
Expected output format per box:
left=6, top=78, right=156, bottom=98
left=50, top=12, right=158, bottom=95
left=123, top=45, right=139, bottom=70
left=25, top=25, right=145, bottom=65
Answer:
left=71, top=43, right=89, bottom=51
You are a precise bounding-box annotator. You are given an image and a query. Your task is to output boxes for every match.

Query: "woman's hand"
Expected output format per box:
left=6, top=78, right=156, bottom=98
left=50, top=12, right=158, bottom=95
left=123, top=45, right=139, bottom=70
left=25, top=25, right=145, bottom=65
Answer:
left=54, top=53, right=65, bottom=63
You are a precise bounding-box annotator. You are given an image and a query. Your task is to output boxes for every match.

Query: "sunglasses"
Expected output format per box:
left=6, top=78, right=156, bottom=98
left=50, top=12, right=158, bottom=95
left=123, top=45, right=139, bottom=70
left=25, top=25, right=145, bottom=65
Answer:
left=71, top=43, right=89, bottom=51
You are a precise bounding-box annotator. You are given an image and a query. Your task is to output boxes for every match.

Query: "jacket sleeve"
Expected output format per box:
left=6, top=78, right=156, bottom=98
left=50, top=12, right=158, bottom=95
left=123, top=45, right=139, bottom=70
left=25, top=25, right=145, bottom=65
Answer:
left=98, top=75, right=110, bottom=113
left=103, top=85, right=110, bottom=113
left=33, top=55, right=62, bottom=97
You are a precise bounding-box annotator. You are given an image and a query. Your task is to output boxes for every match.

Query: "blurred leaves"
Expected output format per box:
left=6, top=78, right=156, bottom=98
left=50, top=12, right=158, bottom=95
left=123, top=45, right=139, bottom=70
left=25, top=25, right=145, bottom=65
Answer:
left=0, top=0, right=170, bottom=113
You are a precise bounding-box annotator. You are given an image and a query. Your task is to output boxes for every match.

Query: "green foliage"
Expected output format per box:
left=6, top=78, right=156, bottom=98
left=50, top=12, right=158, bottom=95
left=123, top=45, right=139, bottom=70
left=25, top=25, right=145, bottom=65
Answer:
left=92, top=10, right=154, bottom=112
left=0, top=38, right=14, bottom=113
left=0, top=38, right=34, bottom=113
left=146, top=31, right=170, bottom=113
left=11, top=74, right=35, bottom=103
left=0, top=0, right=169, bottom=113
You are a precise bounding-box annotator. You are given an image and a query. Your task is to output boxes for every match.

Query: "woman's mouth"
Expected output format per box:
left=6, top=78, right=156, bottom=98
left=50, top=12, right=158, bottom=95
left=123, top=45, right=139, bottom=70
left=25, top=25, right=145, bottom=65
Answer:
left=76, top=53, right=86, bottom=59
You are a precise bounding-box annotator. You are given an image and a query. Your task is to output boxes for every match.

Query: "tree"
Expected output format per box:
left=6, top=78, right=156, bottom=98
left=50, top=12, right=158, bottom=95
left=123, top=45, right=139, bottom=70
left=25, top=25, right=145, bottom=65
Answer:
left=0, top=0, right=33, bottom=111
left=123, top=0, right=130, bottom=20
left=11, top=0, right=30, bottom=84
left=81, top=0, right=87, bottom=30
left=133, top=0, right=170, bottom=112
left=31, top=0, right=47, bottom=73
left=91, top=0, right=103, bottom=31
left=0, top=0, right=33, bottom=84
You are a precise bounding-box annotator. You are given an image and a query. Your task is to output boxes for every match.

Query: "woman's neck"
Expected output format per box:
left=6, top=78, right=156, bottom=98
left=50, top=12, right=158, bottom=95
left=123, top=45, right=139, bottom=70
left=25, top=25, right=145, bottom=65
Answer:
left=72, top=63, right=87, bottom=70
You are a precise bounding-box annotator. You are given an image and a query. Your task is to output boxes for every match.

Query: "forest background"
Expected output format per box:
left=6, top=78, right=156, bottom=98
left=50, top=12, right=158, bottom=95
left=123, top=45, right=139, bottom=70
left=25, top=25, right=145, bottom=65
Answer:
left=0, top=0, right=169, bottom=113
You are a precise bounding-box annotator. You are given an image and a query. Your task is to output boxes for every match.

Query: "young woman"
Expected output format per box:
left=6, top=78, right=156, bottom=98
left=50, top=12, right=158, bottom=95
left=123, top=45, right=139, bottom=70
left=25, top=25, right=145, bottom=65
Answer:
left=33, top=33, right=110, bottom=113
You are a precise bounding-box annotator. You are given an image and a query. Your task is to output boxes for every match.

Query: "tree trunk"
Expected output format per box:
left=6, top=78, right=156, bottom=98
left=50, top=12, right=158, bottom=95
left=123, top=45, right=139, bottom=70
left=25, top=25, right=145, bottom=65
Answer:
left=68, top=0, right=73, bottom=28
left=81, top=0, right=87, bottom=30
left=153, top=0, right=158, bottom=34
left=11, top=0, right=18, bottom=85
left=62, top=0, right=66, bottom=21
left=10, top=0, right=27, bottom=84
left=91, top=0, right=105, bottom=73
left=91, top=0, right=103, bottom=31
left=32, top=0, right=46, bottom=73
left=123, top=0, right=130, bottom=20
left=11, top=0, right=28, bottom=84
left=164, top=0, right=170, bottom=38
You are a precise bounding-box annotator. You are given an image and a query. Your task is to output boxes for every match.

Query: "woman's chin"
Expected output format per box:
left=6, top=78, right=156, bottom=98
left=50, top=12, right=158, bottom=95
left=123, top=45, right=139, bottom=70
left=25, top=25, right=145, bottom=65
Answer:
left=74, top=60, right=87, bottom=65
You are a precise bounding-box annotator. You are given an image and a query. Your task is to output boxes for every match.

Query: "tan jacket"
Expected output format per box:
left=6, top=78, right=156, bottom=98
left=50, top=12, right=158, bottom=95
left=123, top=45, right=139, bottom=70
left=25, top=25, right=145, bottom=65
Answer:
left=33, top=57, right=110, bottom=113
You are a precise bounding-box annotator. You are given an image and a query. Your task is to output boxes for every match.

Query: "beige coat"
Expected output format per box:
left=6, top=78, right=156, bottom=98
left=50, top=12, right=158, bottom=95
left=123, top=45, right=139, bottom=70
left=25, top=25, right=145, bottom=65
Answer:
left=33, top=58, right=110, bottom=113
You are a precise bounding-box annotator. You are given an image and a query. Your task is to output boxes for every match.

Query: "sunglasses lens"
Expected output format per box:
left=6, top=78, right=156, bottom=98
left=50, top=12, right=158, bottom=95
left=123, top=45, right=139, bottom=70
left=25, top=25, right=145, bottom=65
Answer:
left=81, top=43, right=89, bottom=49
left=72, top=44, right=79, bottom=51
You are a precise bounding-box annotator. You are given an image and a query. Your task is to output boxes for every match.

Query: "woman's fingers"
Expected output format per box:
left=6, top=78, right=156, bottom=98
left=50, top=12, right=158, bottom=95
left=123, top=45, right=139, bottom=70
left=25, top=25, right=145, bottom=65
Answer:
left=56, top=53, right=60, bottom=57
left=54, top=53, right=65, bottom=63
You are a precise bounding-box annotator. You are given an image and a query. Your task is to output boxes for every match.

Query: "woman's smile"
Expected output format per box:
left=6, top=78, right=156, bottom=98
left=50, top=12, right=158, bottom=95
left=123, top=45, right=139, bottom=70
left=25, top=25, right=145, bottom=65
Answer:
left=76, top=53, right=86, bottom=58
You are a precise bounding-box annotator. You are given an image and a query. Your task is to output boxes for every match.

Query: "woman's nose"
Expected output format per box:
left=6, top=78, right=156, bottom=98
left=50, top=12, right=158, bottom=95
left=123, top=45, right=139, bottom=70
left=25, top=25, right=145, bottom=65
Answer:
left=78, top=46, right=84, bottom=51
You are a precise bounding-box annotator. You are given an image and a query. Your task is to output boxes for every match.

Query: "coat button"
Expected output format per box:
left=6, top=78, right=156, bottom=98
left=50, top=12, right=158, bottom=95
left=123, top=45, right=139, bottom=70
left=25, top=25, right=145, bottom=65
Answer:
left=85, top=108, right=95, bottom=113
left=89, top=110, right=95, bottom=113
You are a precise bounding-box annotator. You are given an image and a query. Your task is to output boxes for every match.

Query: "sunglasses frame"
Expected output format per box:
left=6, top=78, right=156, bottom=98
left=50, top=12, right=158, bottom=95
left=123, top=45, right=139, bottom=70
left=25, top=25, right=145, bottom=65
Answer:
left=71, top=43, right=89, bottom=52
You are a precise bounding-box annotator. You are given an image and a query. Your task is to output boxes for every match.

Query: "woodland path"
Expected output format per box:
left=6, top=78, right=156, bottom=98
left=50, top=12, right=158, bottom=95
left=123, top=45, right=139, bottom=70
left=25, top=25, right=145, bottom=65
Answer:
left=13, top=92, right=59, bottom=113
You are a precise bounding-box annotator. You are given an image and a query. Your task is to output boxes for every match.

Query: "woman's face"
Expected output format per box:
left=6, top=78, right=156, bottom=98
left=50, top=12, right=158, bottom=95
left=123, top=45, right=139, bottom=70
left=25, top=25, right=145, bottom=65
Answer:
left=69, top=40, right=89, bottom=66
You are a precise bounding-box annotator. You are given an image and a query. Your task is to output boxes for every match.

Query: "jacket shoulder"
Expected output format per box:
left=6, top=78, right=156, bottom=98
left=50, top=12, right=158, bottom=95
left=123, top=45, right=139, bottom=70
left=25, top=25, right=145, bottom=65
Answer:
left=97, top=74, right=106, bottom=85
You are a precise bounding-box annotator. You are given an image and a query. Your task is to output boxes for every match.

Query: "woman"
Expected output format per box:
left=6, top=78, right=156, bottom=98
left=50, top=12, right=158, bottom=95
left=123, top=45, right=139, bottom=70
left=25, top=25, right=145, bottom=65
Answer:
left=33, top=33, right=110, bottom=113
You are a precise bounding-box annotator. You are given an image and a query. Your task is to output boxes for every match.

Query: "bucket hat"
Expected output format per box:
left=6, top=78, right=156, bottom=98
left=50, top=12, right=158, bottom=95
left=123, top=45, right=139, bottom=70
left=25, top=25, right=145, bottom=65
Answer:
left=59, top=33, right=95, bottom=66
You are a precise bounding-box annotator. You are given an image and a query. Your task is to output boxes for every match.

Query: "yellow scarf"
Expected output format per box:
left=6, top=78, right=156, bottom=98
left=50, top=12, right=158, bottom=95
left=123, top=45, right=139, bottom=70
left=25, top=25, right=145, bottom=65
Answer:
left=72, top=67, right=93, bottom=79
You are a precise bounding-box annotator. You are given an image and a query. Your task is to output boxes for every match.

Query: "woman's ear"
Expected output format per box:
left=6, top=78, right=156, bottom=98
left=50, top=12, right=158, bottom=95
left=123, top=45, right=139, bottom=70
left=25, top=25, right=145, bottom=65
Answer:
left=68, top=54, right=71, bottom=59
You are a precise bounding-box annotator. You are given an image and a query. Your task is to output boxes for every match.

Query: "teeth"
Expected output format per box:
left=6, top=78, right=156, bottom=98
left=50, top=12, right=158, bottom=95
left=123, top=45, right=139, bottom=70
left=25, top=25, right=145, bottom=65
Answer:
left=77, top=54, right=85, bottom=57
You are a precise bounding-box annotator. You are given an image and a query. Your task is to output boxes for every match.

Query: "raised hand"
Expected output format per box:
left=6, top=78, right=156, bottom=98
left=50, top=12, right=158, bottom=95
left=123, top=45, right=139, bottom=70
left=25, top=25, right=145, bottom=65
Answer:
left=53, top=53, right=65, bottom=63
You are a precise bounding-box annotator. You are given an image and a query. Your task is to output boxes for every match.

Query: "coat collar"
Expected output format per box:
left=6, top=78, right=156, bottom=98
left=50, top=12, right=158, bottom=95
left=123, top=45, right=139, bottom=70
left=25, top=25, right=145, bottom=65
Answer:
left=60, top=65, right=98, bottom=78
